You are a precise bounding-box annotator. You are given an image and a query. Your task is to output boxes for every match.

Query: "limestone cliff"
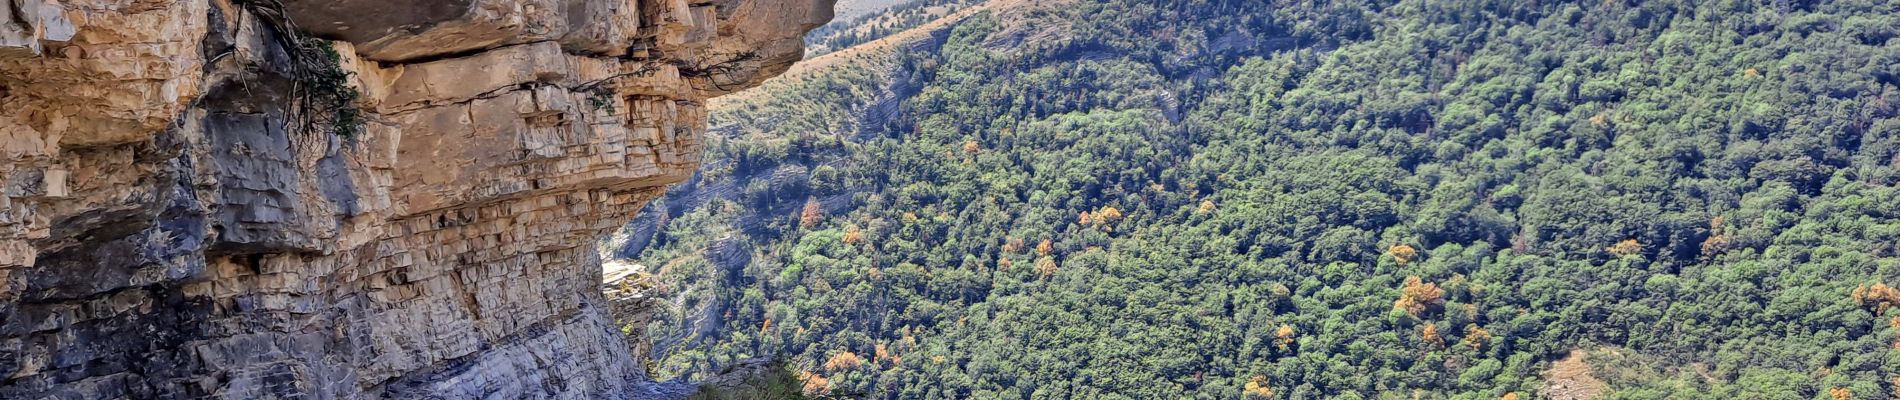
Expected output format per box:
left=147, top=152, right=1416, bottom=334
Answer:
left=0, top=0, right=831, bottom=398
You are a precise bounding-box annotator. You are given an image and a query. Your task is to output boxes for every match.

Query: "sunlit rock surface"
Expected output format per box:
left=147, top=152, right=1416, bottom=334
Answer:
left=0, top=0, right=830, bottom=398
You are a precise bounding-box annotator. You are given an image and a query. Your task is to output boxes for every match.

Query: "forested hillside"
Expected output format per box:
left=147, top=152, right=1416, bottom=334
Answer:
left=804, top=0, right=980, bottom=56
left=619, top=0, right=1900, bottom=397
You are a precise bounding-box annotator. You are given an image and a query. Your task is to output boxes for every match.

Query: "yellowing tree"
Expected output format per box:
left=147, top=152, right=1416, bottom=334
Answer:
left=1036, top=239, right=1054, bottom=256
left=1275, top=324, right=1296, bottom=350
left=1829, top=387, right=1852, bottom=400
left=875, top=343, right=898, bottom=366
left=1464, top=324, right=1492, bottom=350
left=1197, top=199, right=1217, bottom=215
left=1270, top=283, right=1291, bottom=299
left=1388, top=244, right=1418, bottom=266
left=1700, top=234, right=1730, bottom=257
left=1035, top=257, right=1059, bottom=279
left=1394, top=276, right=1445, bottom=317
left=1890, top=317, right=1900, bottom=350
left=1095, top=206, right=1125, bottom=224
left=824, top=351, right=862, bottom=371
left=1854, top=282, right=1900, bottom=314
left=1243, top=375, right=1273, bottom=398
left=843, top=225, right=864, bottom=245
left=1421, top=324, right=1443, bottom=347
left=1607, top=239, right=1643, bottom=256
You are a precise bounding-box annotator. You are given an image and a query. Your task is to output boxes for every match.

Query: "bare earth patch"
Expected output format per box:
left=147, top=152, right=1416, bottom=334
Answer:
left=1541, top=350, right=1609, bottom=400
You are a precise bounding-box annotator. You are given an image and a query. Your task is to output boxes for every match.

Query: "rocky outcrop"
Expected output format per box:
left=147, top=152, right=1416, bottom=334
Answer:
left=0, top=0, right=830, bottom=398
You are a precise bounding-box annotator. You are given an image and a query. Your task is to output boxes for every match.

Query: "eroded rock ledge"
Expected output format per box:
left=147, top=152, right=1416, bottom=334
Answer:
left=0, top=0, right=830, bottom=398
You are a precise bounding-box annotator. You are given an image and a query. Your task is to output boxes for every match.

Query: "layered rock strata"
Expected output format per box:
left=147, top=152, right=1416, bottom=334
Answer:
left=0, top=0, right=830, bottom=398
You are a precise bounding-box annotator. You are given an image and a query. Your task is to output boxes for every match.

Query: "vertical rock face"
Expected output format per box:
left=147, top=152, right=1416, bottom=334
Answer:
left=0, top=0, right=831, bottom=398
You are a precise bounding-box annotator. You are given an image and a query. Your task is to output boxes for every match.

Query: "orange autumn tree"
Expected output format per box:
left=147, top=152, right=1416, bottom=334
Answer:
left=824, top=351, right=862, bottom=371
left=1394, top=276, right=1446, bottom=316
left=799, top=197, right=823, bottom=229
left=1036, top=239, right=1054, bottom=256
left=800, top=371, right=830, bottom=395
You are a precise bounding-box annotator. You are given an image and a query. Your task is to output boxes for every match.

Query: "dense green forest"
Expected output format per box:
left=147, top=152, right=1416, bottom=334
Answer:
left=622, top=0, right=1900, bottom=398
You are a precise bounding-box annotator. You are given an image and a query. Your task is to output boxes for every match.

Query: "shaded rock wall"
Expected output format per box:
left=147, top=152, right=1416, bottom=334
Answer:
left=0, top=0, right=830, bottom=398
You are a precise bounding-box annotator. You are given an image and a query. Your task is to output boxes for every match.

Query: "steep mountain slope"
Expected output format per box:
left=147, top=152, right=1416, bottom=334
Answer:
left=622, top=0, right=1900, bottom=398
left=803, top=0, right=983, bottom=56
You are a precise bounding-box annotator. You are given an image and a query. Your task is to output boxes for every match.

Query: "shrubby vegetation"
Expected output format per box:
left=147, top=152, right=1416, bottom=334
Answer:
left=804, top=0, right=980, bottom=56
left=633, top=0, right=1900, bottom=398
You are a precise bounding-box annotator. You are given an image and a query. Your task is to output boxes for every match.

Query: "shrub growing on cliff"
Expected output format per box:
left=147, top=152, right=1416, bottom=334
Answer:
left=236, top=0, right=364, bottom=140
left=290, top=36, right=364, bottom=139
